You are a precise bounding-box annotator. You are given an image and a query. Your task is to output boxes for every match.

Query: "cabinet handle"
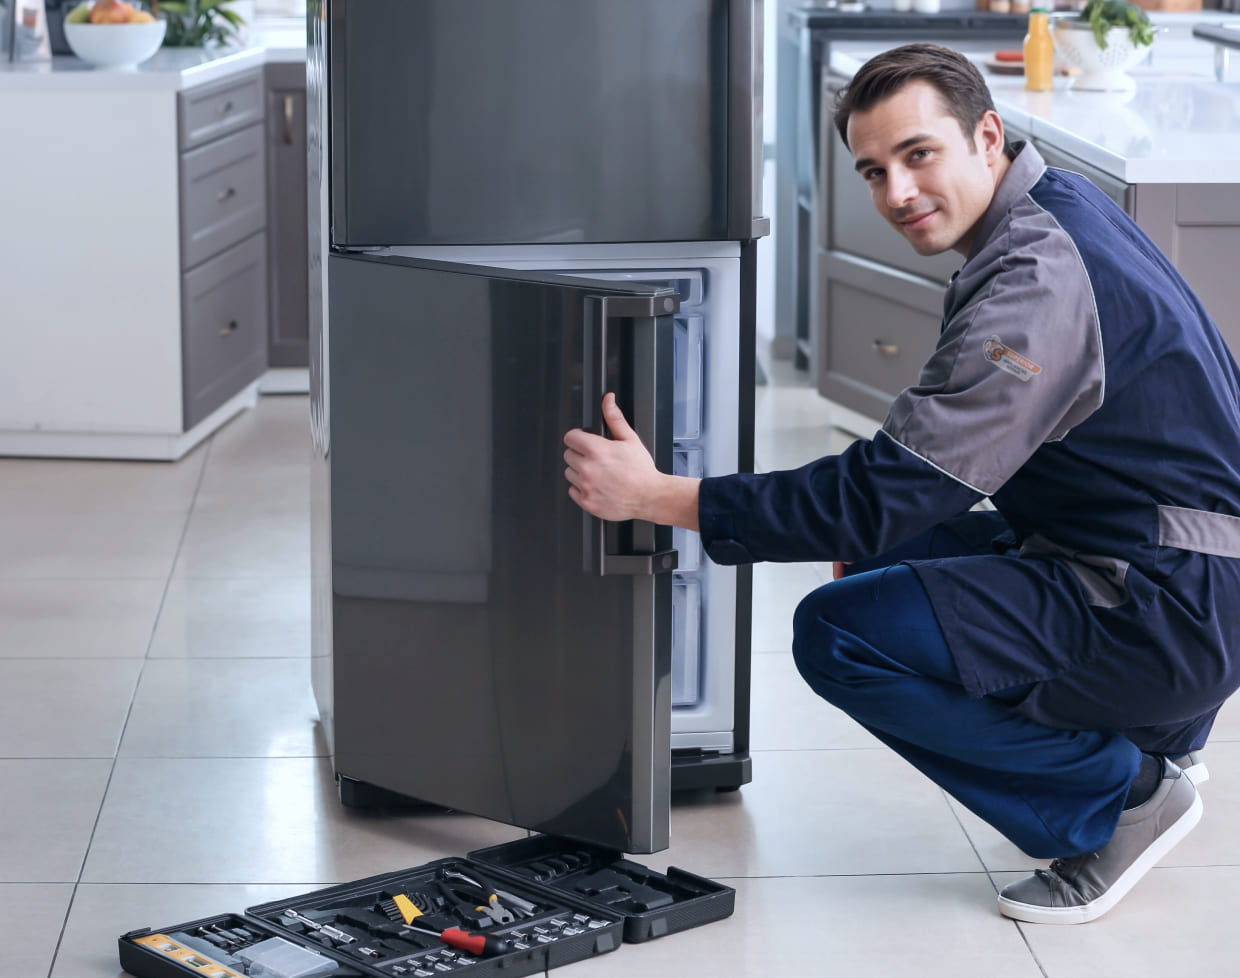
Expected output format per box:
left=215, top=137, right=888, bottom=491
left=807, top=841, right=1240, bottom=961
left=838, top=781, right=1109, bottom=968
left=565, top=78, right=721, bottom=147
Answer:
left=217, top=187, right=237, bottom=203
left=218, top=99, right=234, bottom=116
left=283, top=94, right=295, bottom=145
left=873, top=339, right=900, bottom=356
left=219, top=320, right=239, bottom=337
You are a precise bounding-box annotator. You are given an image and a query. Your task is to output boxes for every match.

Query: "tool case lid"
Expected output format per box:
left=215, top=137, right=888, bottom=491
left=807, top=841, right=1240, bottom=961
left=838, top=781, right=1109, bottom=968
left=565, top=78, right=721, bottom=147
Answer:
left=468, top=835, right=734, bottom=943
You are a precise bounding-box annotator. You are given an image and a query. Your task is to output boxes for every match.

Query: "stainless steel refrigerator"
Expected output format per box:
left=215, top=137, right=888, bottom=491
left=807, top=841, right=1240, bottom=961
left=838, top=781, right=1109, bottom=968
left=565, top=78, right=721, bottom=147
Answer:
left=307, top=0, right=767, bottom=854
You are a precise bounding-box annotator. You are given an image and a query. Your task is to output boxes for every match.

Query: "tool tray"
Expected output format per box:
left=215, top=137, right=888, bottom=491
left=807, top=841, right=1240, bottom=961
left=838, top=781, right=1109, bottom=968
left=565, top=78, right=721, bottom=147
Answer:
left=119, top=856, right=624, bottom=978
left=468, top=836, right=734, bottom=943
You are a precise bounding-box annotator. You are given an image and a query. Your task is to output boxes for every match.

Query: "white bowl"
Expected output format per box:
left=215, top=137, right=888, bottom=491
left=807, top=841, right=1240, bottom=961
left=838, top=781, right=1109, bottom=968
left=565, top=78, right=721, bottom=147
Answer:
left=64, top=20, right=166, bottom=69
left=1052, top=19, right=1154, bottom=92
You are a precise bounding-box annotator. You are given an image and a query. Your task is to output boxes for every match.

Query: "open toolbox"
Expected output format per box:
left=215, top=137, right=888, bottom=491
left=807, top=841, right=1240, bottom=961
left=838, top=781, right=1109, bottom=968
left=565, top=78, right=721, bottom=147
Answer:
left=119, top=840, right=734, bottom=978
left=468, top=836, right=733, bottom=943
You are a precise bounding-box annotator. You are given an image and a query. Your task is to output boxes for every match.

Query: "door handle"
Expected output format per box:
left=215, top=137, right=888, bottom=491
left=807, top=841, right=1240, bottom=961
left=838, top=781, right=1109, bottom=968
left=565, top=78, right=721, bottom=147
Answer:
left=283, top=94, right=295, bottom=145
left=873, top=339, right=900, bottom=356
left=582, top=292, right=680, bottom=577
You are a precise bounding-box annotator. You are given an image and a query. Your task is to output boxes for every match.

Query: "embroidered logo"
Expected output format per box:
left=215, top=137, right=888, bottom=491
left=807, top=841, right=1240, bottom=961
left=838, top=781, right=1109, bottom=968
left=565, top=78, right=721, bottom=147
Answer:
left=983, top=336, right=1042, bottom=382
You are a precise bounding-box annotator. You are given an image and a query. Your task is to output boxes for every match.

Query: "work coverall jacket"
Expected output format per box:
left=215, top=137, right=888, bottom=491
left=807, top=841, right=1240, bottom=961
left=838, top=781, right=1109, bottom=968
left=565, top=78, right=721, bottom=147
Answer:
left=699, top=142, right=1240, bottom=754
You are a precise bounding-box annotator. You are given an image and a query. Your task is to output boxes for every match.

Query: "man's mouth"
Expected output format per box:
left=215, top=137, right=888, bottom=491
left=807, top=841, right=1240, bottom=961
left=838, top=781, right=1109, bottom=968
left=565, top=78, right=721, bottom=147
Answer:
left=898, top=210, right=936, bottom=231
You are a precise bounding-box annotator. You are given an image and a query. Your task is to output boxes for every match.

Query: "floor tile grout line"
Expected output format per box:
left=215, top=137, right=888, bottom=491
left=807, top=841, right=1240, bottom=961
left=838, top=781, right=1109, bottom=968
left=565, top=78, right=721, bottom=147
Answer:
left=46, top=434, right=217, bottom=978
left=940, top=787, right=1052, bottom=978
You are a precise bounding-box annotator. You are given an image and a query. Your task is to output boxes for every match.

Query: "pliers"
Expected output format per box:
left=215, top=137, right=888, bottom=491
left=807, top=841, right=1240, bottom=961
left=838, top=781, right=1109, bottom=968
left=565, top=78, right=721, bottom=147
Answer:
left=440, top=867, right=516, bottom=924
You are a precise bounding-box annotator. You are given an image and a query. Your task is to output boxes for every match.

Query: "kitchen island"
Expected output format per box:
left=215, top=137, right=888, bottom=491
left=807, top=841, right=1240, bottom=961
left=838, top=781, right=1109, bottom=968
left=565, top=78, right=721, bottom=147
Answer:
left=0, top=27, right=305, bottom=460
left=811, top=17, right=1240, bottom=423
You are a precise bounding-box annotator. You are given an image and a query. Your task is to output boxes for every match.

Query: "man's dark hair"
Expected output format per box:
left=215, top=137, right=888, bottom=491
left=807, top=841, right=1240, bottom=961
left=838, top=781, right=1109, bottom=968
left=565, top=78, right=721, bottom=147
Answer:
left=833, top=43, right=996, bottom=150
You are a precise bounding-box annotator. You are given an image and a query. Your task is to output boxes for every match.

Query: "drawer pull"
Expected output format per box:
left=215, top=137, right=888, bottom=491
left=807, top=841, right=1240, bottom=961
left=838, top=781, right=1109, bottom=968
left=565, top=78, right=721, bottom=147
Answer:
left=874, top=339, right=900, bottom=356
left=219, top=320, right=239, bottom=337
left=283, top=94, right=295, bottom=145
left=218, top=100, right=234, bottom=116
left=217, top=187, right=237, bottom=203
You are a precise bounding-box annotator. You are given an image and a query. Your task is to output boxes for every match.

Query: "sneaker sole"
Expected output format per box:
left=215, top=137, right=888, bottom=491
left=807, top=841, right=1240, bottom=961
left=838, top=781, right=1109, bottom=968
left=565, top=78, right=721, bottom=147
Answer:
left=997, top=786, right=1204, bottom=925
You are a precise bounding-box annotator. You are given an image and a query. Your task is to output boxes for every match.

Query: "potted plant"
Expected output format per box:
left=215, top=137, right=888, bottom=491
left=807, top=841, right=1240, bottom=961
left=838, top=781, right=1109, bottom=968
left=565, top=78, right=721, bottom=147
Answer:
left=1052, top=0, right=1156, bottom=91
left=156, top=0, right=244, bottom=47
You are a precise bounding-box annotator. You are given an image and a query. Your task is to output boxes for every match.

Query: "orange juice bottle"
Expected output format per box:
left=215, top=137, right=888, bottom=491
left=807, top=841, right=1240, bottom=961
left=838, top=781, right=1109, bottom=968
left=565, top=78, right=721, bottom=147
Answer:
left=1023, top=9, right=1054, bottom=92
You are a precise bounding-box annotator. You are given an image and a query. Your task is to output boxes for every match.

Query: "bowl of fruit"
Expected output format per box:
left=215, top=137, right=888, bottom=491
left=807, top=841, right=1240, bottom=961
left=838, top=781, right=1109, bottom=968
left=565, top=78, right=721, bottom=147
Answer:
left=64, top=0, right=166, bottom=69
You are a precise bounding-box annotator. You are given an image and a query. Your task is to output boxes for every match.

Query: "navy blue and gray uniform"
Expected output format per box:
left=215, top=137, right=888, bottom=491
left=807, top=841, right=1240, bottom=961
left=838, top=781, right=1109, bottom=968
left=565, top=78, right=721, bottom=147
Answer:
left=699, top=143, right=1240, bottom=857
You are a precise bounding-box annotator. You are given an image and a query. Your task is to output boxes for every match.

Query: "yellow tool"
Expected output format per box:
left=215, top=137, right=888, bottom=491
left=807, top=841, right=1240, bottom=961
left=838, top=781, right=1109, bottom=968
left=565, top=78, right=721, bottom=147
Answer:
left=134, top=933, right=245, bottom=978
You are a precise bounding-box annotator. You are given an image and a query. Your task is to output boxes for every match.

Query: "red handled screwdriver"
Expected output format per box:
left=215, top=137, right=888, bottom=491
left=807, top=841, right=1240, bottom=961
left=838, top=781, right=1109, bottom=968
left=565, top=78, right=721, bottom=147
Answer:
left=403, top=921, right=510, bottom=958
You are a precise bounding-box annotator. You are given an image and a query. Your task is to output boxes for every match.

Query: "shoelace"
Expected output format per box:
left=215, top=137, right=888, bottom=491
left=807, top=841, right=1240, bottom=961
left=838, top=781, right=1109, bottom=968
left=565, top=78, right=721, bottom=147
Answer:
left=1035, top=852, right=1100, bottom=892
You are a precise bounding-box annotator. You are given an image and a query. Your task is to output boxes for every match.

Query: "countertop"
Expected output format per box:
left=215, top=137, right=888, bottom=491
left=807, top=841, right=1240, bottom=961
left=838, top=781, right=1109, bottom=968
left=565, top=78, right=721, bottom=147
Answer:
left=829, top=14, right=1240, bottom=183
left=0, top=21, right=306, bottom=91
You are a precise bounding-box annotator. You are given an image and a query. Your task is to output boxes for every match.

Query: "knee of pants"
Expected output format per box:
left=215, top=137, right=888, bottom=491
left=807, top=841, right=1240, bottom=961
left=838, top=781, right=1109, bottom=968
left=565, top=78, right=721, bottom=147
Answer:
left=791, top=588, right=855, bottom=699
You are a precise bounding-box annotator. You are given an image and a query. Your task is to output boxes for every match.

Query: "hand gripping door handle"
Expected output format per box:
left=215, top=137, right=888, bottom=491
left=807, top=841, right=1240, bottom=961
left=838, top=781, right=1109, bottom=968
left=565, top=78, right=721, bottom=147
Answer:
left=582, top=292, right=680, bottom=577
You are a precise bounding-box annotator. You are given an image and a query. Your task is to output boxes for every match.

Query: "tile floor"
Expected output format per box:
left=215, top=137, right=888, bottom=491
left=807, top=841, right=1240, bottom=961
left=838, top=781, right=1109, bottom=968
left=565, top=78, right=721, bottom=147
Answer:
left=5, top=369, right=1240, bottom=978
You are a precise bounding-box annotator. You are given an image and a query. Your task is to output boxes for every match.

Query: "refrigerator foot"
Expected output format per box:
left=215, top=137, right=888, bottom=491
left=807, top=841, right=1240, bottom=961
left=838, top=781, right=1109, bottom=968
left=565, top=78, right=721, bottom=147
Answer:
left=336, top=773, right=452, bottom=813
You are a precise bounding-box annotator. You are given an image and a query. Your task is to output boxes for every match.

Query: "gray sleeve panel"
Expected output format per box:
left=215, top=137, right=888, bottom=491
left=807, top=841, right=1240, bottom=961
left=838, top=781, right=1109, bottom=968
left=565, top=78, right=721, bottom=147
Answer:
left=882, top=197, right=1104, bottom=496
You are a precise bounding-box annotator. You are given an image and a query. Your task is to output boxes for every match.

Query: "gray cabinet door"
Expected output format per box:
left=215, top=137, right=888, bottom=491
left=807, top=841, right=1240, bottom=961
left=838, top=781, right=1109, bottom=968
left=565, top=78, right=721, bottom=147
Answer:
left=1134, top=183, right=1240, bottom=358
left=816, top=250, right=943, bottom=422
left=266, top=63, right=310, bottom=368
left=323, top=252, right=679, bottom=852
left=182, top=233, right=269, bottom=429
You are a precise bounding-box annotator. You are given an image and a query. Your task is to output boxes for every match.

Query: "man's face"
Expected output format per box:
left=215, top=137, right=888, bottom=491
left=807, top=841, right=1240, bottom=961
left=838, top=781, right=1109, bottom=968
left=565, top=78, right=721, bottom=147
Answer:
left=846, top=81, right=1002, bottom=257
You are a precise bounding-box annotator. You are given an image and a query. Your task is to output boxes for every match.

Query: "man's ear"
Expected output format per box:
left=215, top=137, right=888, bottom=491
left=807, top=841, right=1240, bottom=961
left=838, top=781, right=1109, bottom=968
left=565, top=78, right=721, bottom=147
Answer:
left=976, top=109, right=1005, bottom=164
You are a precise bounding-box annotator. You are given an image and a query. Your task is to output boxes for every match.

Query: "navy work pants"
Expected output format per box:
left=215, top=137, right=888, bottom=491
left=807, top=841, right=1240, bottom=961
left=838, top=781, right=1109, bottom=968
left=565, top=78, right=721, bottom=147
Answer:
left=791, top=524, right=1141, bottom=859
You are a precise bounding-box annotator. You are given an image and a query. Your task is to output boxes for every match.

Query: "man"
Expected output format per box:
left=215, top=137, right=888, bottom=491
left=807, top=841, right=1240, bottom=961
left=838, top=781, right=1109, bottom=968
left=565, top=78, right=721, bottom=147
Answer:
left=563, top=43, right=1240, bottom=924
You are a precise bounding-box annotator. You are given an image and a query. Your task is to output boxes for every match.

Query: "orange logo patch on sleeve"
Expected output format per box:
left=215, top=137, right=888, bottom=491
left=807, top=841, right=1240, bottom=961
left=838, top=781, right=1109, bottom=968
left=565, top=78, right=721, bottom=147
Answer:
left=983, top=336, right=1042, bottom=382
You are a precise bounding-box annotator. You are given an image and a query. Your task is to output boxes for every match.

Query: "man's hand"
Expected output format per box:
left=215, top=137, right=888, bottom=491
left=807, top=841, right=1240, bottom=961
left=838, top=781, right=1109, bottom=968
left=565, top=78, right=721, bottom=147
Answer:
left=563, top=393, right=700, bottom=530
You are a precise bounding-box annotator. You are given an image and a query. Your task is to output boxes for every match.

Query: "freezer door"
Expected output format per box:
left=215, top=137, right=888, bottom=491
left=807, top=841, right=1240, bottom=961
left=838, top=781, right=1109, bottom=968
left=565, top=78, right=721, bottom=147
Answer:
left=327, top=0, right=763, bottom=245
left=324, top=251, right=677, bottom=853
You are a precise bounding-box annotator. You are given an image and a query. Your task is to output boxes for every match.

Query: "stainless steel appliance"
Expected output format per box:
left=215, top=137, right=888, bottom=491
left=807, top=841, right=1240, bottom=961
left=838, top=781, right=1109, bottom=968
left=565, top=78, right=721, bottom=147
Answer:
left=307, top=0, right=767, bottom=854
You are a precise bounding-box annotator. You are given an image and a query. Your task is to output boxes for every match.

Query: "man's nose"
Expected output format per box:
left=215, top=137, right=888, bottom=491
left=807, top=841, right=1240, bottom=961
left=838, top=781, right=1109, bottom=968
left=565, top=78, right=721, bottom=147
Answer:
left=885, top=167, right=917, bottom=209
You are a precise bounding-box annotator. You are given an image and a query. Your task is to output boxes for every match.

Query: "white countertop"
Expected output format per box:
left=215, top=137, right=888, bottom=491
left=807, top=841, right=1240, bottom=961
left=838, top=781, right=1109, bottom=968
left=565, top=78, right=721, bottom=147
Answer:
left=0, top=22, right=306, bottom=91
left=830, top=14, right=1240, bottom=183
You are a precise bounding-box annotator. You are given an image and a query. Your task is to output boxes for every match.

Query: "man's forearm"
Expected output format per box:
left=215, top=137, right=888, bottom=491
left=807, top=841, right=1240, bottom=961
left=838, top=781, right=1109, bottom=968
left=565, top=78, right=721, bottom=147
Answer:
left=647, top=474, right=700, bottom=532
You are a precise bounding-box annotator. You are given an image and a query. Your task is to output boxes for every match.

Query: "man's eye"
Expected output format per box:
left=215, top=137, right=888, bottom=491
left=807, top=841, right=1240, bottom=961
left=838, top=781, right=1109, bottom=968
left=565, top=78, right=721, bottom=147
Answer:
left=910, top=149, right=931, bottom=161
left=863, top=169, right=883, bottom=182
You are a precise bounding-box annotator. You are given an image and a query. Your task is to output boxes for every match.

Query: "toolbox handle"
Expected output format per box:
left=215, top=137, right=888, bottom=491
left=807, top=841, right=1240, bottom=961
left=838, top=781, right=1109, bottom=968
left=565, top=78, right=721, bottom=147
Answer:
left=582, top=293, right=679, bottom=577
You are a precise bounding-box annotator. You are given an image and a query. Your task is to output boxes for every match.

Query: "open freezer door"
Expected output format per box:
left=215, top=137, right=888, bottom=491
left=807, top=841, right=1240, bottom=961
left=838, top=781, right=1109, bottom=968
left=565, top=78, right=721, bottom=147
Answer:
left=320, top=251, right=678, bottom=853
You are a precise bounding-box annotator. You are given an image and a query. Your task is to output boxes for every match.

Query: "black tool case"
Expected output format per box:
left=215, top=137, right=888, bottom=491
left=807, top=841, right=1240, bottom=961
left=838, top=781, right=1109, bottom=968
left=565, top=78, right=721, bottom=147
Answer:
left=119, top=844, right=734, bottom=978
left=469, top=836, right=734, bottom=943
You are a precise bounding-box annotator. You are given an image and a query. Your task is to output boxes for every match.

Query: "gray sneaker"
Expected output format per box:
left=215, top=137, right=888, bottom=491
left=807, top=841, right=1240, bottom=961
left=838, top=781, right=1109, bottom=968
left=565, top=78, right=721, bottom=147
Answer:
left=1173, top=750, right=1209, bottom=785
left=997, top=757, right=1202, bottom=924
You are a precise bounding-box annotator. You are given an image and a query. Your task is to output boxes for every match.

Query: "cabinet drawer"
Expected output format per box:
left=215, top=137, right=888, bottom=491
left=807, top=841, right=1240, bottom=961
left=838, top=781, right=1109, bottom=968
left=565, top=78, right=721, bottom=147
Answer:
left=182, top=232, right=268, bottom=430
left=180, top=124, right=267, bottom=270
left=816, top=251, right=943, bottom=422
left=179, top=70, right=265, bottom=151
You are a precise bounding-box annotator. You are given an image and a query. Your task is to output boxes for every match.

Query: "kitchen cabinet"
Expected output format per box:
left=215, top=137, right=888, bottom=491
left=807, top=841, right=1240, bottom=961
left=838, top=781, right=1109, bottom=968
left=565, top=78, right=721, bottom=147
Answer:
left=264, top=62, right=310, bottom=368
left=177, top=71, right=270, bottom=430
left=0, top=64, right=273, bottom=459
left=1132, top=184, right=1240, bottom=357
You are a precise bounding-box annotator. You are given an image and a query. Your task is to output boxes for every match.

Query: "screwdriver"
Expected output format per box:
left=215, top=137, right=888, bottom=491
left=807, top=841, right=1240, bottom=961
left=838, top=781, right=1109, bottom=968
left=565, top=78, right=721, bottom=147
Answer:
left=402, top=921, right=510, bottom=958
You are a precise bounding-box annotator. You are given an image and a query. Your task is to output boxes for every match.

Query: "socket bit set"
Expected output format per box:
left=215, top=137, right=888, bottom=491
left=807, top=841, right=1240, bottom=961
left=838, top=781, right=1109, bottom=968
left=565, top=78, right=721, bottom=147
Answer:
left=120, top=843, right=732, bottom=978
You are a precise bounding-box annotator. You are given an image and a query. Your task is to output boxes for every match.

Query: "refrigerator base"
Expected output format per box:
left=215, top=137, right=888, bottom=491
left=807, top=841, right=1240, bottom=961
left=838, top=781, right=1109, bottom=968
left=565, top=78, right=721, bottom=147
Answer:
left=671, top=749, right=751, bottom=793
left=336, top=750, right=753, bottom=814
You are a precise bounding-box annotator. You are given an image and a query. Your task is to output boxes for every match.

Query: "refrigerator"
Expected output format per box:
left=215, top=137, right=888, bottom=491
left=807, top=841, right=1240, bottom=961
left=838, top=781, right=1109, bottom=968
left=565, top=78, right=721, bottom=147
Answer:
left=307, top=0, right=767, bottom=855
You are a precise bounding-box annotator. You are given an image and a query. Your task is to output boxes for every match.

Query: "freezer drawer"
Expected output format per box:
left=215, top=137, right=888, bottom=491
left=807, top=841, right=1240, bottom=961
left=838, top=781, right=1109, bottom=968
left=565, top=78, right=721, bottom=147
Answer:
left=320, top=251, right=680, bottom=852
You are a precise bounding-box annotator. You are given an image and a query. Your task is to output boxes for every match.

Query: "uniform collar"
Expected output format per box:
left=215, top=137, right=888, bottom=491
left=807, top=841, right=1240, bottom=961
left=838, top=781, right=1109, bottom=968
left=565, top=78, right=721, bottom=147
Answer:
left=966, top=141, right=1047, bottom=263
